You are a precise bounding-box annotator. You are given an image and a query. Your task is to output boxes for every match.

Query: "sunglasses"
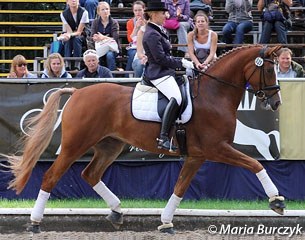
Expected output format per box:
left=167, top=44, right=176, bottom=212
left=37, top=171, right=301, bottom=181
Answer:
left=83, top=49, right=97, bottom=56
left=17, top=63, right=27, bottom=67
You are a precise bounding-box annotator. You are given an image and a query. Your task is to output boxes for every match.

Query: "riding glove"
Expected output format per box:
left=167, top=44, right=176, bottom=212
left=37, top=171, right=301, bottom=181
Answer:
left=181, top=58, right=194, bottom=69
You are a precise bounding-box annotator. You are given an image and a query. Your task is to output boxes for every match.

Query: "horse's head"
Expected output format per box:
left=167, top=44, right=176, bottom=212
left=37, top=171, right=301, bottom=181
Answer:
left=246, top=46, right=282, bottom=111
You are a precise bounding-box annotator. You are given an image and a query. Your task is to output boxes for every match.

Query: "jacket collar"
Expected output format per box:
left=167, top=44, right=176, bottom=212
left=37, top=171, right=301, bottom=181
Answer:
left=147, top=22, right=169, bottom=40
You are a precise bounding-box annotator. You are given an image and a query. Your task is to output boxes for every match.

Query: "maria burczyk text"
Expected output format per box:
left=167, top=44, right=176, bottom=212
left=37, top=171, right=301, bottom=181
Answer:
left=208, top=224, right=303, bottom=237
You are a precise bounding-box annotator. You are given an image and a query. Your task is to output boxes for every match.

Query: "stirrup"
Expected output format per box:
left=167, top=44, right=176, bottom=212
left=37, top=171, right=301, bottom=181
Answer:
left=157, top=137, right=178, bottom=152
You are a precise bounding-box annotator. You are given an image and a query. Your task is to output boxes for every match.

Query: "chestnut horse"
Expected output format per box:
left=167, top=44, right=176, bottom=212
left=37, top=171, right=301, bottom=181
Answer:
left=5, top=45, right=285, bottom=234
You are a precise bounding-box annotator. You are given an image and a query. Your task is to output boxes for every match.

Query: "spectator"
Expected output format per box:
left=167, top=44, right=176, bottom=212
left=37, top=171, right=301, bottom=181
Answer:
left=143, top=0, right=194, bottom=151
left=7, top=55, right=37, bottom=78
left=187, top=12, right=217, bottom=74
left=293, top=0, right=305, bottom=20
left=132, top=24, right=148, bottom=78
left=67, top=0, right=98, bottom=23
left=91, top=1, right=121, bottom=71
left=189, top=0, right=213, bottom=20
left=80, top=0, right=99, bottom=23
left=258, top=0, right=292, bottom=44
left=126, top=1, right=146, bottom=75
left=60, top=0, right=89, bottom=70
left=222, top=0, right=253, bottom=44
left=276, top=48, right=304, bottom=78
left=41, top=53, right=72, bottom=78
left=76, top=49, right=113, bottom=78
left=164, top=0, right=192, bottom=58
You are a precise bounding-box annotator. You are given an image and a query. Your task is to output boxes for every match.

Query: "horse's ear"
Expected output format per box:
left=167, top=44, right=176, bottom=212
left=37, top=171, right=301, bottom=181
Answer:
left=266, top=45, right=282, bottom=57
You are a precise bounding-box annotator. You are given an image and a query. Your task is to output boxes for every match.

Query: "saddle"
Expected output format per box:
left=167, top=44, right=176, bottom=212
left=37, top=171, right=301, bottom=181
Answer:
left=131, top=75, right=193, bottom=155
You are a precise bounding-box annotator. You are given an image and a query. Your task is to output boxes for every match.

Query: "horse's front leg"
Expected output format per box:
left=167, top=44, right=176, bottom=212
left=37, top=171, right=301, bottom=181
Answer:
left=81, top=137, right=126, bottom=230
left=158, top=156, right=205, bottom=234
left=212, top=142, right=286, bottom=215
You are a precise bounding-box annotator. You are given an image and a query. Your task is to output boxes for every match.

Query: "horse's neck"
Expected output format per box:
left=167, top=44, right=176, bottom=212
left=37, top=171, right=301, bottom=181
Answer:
left=196, top=47, right=261, bottom=109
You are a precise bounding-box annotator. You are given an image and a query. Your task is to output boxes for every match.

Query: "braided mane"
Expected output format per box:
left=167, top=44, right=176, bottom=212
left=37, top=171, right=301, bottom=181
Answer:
left=204, top=45, right=261, bottom=71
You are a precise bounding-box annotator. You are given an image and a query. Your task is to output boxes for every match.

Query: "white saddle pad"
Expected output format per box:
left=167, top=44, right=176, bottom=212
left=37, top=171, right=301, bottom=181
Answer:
left=131, top=77, right=193, bottom=124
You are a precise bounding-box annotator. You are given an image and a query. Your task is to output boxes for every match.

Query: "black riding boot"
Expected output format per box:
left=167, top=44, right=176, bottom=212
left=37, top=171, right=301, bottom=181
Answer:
left=157, top=98, right=180, bottom=152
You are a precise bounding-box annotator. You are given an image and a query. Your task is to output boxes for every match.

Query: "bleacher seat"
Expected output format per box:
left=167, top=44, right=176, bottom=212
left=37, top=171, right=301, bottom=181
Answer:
left=0, top=0, right=304, bottom=77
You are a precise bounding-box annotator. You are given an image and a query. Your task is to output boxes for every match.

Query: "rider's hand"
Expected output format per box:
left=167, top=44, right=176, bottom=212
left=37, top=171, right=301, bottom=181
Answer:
left=182, top=58, right=194, bottom=69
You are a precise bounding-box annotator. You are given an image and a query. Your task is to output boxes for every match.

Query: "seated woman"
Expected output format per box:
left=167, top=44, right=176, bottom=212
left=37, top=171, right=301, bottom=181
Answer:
left=60, top=0, right=89, bottom=70
left=7, top=55, right=37, bottom=78
left=132, top=23, right=147, bottom=78
left=126, top=1, right=146, bottom=75
left=91, top=1, right=121, bottom=71
left=222, top=0, right=253, bottom=44
left=164, top=0, right=192, bottom=58
left=41, top=53, right=72, bottom=78
left=187, top=12, right=217, bottom=74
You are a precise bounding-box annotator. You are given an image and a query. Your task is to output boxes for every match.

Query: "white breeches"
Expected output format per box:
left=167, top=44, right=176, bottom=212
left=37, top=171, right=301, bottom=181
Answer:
left=151, top=75, right=182, bottom=106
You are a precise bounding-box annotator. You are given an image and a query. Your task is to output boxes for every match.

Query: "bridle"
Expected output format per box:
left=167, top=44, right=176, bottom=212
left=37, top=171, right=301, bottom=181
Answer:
left=193, top=47, right=280, bottom=101
left=246, top=47, right=280, bottom=102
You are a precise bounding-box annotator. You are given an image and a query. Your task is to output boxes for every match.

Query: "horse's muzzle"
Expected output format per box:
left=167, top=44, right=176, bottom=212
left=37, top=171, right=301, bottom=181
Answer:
left=261, top=96, right=281, bottom=111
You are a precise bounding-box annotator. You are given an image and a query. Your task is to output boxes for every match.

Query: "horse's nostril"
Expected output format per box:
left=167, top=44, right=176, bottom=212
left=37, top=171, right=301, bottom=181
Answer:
left=272, top=101, right=281, bottom=111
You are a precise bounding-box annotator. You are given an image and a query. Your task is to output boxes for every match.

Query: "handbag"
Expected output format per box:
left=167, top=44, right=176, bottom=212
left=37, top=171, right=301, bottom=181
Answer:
left=163, top=18, right=180, bottom=30
left=95, top=39, right=119, bottom=57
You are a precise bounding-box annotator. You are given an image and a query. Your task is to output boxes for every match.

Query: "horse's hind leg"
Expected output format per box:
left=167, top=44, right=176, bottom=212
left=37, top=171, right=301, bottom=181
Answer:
left=81, top=137, right=126, bottom=229
left=158, top=156, right=205, bottom=234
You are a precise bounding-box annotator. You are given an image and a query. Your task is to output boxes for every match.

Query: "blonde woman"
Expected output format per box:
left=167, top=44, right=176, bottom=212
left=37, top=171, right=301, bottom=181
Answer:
left=41, top=53, right=72, bottom=78
left=143, top=0, right=193, bottom=151
left=187, top=12, right=217, bottom=71
left=7, top=55, right=37, bottom=78
left=91, top=1, right=121, bottom=71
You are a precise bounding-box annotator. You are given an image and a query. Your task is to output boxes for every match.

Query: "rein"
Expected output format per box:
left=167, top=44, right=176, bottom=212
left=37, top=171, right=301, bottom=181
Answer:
left=192, top=49, right=280, bottom=101
left=193, top=68, right=246, bottom=90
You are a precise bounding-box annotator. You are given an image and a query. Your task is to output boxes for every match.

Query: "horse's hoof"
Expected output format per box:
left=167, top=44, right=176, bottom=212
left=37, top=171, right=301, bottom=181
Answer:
left=269, top=196, right=286, bottom=215
left=157, top=223, right=175, bottom=234
left=26, top=224, right=41, bottom=233
left=106, top=210, right=123, bottom=230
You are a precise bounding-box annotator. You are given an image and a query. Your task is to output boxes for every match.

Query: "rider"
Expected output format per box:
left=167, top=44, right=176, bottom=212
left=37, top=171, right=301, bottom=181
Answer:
left=142, top=0, right=194, bottom=152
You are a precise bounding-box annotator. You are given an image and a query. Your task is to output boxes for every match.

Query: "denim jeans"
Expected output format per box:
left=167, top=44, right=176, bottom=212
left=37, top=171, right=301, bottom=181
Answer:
left=126, top=48, right=137, bottom=71
left=259, top=21, right=287, bottom=44
left=176, top=21, right=191, bottom=53
left=79, top=0, right=99, bottom=22
left=99, top=51, right=117, bottom=71
left=132, top=58, right=145, bottom=78
left=64, top=36, right=83, bottom=57
left=222, top=20, right=253, bottom=44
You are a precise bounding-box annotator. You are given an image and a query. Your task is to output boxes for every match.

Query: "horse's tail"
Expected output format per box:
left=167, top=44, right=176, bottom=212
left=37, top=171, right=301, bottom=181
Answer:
left=6, top=87, right=76, bottom=194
